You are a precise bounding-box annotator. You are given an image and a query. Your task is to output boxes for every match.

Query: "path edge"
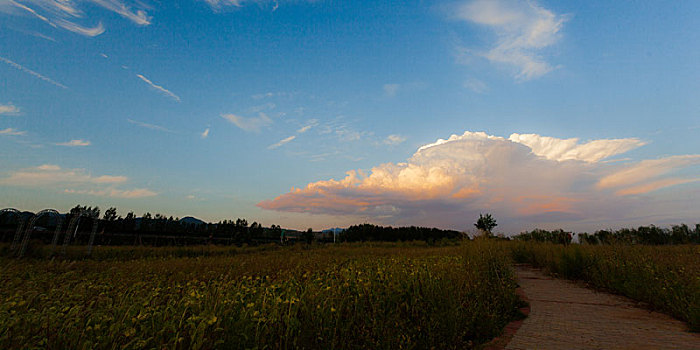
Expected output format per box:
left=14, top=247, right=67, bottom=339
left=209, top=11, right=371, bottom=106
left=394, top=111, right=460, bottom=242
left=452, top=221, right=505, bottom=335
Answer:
left=480, top=270, right=531, bottom=350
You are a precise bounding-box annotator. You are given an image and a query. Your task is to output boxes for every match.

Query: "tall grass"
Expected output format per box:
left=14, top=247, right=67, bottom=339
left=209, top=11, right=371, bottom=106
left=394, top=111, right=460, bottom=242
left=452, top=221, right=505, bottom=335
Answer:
left=510, top=242, right=700, bottom=331
left=0, top=241, right=519, bottom=349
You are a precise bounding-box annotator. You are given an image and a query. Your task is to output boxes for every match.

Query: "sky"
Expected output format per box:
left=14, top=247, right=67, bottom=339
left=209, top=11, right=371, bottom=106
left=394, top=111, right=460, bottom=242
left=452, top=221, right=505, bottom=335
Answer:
left=1, top=0, right=699, bottom=234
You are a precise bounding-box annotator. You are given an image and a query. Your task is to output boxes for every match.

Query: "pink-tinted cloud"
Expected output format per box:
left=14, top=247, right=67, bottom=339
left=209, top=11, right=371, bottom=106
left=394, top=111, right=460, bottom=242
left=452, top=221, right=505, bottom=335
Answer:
left=0, top=164, right=156, bottom=199
left=259, top=131, right=700, bottom=231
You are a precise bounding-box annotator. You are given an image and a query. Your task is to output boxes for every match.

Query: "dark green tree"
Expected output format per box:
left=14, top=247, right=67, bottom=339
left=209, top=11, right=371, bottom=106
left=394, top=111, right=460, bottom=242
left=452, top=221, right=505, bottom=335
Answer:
left=474, top=213, right=497, bottom=236
left=302, top=228, right=315, bottom=244
left=103, top=207, right=118, bottom=221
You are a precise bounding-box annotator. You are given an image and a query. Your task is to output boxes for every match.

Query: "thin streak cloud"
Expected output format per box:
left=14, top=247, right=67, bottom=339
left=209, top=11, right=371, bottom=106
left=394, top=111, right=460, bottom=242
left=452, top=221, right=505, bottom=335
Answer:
left=0, top=128, right=26, bottom=136
left=268, top=135, right=296, bottom=149
left=55, top=139, right=91, bottom=147
left=127, top=119, right=176, bottom=133
left=136, top=74, right=181, bottom=102
left=0, top=55, right=68, bottom=89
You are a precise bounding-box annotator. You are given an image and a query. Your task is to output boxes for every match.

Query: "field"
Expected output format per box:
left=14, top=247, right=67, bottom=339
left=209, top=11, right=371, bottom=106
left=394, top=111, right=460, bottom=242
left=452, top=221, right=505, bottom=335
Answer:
left=0, top=241, right=521, bottom=349
left=510, top=242, right=700, bottom=331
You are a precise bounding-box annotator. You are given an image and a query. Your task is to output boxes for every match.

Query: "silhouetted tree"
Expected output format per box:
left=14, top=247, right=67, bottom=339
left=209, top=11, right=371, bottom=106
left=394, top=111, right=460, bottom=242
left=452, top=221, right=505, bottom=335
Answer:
left=474, top=213, right=497, bottom=236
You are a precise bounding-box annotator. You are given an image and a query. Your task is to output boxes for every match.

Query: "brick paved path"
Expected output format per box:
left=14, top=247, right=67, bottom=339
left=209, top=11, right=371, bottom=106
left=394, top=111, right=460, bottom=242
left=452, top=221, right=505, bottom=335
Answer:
left=505, top=266, right=700, bottom=350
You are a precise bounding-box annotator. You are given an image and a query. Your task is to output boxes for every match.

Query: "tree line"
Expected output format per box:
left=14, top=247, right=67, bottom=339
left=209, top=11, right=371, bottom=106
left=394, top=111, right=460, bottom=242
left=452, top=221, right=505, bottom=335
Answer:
left=339, top=223, right=462, bottom=243
left=514, top=225, right=700, bottom=245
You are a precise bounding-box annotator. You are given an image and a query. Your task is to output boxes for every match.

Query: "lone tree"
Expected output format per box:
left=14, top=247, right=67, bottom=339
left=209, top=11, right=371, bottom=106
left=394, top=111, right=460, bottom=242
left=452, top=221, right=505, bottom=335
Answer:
left=474, top=213, right=497, bottom=236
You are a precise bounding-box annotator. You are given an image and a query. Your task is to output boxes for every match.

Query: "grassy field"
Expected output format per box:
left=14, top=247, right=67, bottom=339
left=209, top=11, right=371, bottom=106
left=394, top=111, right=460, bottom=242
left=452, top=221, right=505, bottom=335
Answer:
left=510, top=242, right=700, bottom=331
left=0, top=241, right=521, bottom=349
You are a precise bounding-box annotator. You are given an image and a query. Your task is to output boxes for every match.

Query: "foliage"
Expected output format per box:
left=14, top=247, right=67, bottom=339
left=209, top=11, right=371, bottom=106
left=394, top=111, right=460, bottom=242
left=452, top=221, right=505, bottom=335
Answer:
left=474, top=214, right=497, bottom=236
left=578, top=224, right=700, bottom=245
left=340, top=223, right=462, bottom=243
left=0, top=242, right=520, bottom=349
left=510, top=242, right=700, bottom=331
left=513, top=229, right=572, bottom=245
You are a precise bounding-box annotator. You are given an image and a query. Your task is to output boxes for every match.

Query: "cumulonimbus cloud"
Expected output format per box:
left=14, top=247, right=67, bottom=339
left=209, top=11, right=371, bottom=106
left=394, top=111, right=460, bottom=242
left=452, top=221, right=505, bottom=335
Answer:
left=455, top=0, right=568, bottom=81
left=259, top=131, right=700, bottom=231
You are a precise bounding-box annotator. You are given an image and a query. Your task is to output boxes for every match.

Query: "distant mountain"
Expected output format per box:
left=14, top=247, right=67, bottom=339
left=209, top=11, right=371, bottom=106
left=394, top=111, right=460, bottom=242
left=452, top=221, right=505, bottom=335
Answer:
left=322, top=227, right=345, bottom=234
left=179, top=216, right=206, bottom=226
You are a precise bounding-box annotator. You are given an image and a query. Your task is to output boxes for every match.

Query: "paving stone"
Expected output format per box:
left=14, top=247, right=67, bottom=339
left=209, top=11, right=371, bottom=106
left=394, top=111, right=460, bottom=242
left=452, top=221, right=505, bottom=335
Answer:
left=505, top=266, right=700, bottom=350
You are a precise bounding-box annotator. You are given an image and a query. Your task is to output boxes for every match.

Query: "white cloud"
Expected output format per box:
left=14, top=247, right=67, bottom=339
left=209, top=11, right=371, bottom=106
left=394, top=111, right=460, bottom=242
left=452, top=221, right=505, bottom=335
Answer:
left=508, top=133, right=646, bottom=163
left=127, top=118, right=176, bottom=133
left=297, top=119, right=318, bottom=133
left=455, top=0, right=568, bottom=81
left=259, top=130, right=700, bottom=231
left=3, top=0, right=150, bottom=36
left=0, top=103, right=20, bottom=115
left=464, top=78, right=488, bottom=93
left=0, top=128, right=26, bottom=136
left=268, top=135, right=296, bottom=149
left=1, top=164, right=156, bottom=198
left=383, top=134, right=406, bottom=145
left=383, top=83, right=400, bottom=97
left=201, top=0, right=299, bottom=11
left=54, top=19, right=105, bottom=36
left=0, top=55, right=68, bottom=89
left=89, top=0, right=151, bottom=25
left=221, top=112, right=272, bottom=132
left=201, top=128, right=210, bottom=139
left=65, top=188, right=157, bottom=198
left=55, top=139, right=91, bottom=147
left=0, top=164, right=127, bottom=186
left=136, top=74, right=181, bottom=102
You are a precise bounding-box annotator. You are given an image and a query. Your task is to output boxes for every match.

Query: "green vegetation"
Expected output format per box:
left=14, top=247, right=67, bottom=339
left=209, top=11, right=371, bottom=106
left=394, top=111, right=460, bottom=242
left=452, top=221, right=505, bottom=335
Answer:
left=474, top=213, right=497, bottom=236
left=0, top=241, right=520, bottom=349
left=510, top=242, right=700, bottom=331
left=578, top=224, right=700, bottom=245
left=340, top=223, right=462, bottom=242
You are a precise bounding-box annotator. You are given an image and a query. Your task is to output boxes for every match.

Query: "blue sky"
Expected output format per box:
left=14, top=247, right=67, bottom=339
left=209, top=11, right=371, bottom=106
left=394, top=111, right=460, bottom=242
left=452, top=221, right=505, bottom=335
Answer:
left=1, top=0, right=699, bottom=233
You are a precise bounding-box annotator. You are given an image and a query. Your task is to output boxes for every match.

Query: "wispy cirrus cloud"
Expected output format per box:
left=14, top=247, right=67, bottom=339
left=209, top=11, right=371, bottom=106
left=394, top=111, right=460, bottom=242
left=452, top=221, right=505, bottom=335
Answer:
left=0, top=55, right=68, bottom=89
left=268, top=135, right=296, bottom=149
left=55, top=139, right=91, bottom=147
left=136, top=74, right=181, bottom=102
left=259, top=130, right=700, bottom=231
left=201, top=0, right=304, bottom=12
left=383, top=83, right=400, bottom=97
left=464, top=78, right=488, bottom=93
left=221, top=113, right=272, bottom=132
left=0, top=127, right=26, bottom=136
left=64, top=188, right=157, bottom=198
left=127, top=118, right=176, bottom=133
left=54, top=19, right=105, bottom=36
left=297, top=119, right=318, bottom=133
left=2, top=0, right=150, bottom=36
left=0, top=103, right=20, bottom=115
left=455, top=0, right=568, bottom=81
left=0, top=164, right=156, bottom=198
left=0, top=164, right=126, bottom=186
left=383, top=134, right=406, bottom=146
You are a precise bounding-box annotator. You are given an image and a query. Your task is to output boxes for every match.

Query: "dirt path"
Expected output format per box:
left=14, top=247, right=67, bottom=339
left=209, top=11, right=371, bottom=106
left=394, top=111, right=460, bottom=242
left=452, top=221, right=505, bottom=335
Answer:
left=505, top=266, right=700, bottom=350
